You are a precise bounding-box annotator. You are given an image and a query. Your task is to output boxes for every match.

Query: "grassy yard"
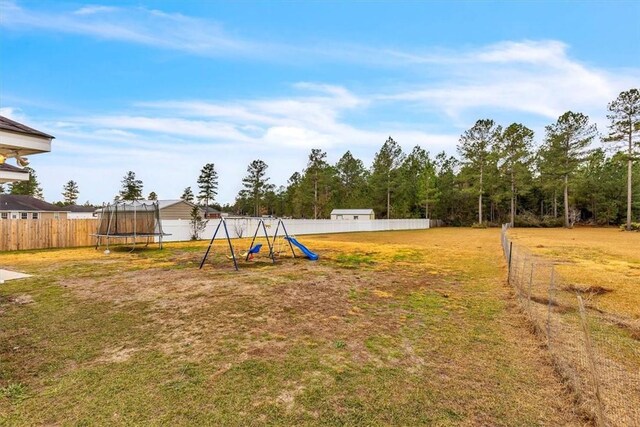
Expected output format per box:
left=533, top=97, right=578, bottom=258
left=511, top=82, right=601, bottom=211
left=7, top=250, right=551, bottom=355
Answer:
left=1, top=229, right=582, bottom=425
left=508, top=227, right=640, bottom=321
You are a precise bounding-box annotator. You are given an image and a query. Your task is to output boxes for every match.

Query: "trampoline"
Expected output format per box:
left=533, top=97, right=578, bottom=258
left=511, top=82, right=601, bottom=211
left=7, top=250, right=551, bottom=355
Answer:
left=94, top=200, right=169, bottom=251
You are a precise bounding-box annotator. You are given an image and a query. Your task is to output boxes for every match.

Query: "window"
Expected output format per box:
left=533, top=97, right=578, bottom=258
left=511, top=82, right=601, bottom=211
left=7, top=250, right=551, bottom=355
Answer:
left=337, top=215, right=343, bottom=220
left=54, top=213, right=60, bottom=220
left=353, top=215, right=359, bottom=220
left=32, top=212, right=39, bottom=220
left=11, top=213, right=17, bottom=219
left=1, top=213, right=7, bottom=220
left=21, top=212, right=28, bottom=220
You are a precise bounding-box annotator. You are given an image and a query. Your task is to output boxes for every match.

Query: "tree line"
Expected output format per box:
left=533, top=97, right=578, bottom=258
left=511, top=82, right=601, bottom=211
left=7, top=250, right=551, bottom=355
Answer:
left=2, top=88, right=637, bottom=229
left=230, top=88, right=639, bottom=229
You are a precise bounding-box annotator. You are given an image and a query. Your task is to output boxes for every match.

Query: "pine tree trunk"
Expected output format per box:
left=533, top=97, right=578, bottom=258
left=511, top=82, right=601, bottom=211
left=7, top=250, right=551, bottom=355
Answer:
left=478, top=166, right=483, bottom=224
left=627, top=128, right=633, bottom=231
left=387, top=176, right=391, bottom=219
left=314, top=174, right=318, bottom=220
left=510, top=170, right=515, bottom=227
left=553, top=190, right=558, bottom=218
left=564, top=174, right=570, bottom=228
left=425, top=176, right=429, bottom=219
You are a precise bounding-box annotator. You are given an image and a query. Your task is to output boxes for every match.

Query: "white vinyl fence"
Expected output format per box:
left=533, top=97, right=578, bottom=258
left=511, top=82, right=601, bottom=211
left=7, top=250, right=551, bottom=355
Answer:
left=161, top=218, right=433, bottom=242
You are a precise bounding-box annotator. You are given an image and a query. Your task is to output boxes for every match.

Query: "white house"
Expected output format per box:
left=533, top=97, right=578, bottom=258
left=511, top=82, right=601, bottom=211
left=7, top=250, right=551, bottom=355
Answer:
left=63, top=205, right=97, bottom=219
left=0, top=115, right=54, bottom=184
left=330, top=209, right=375, bottom=220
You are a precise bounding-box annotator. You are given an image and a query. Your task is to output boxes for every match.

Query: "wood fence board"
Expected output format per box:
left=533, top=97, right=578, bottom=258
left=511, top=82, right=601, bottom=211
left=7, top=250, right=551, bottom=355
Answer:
left=0, top=219, right=100, bottom=251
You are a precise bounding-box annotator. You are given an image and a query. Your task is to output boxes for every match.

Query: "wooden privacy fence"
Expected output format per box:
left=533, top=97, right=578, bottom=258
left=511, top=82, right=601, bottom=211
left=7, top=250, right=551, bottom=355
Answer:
left=0, top=219, right=99, bottom=251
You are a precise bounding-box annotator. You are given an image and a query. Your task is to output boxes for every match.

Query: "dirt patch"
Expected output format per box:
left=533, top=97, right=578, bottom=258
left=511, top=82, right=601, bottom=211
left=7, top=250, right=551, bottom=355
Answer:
left=564, top=284, right=612, bottom=295
left=530, top=295, right=574, bottom=313
left=10, top=294, right=34, bottom=305
left=95, top=346, right=139, bottom=364
left=61, top=259, right=443, bottom=362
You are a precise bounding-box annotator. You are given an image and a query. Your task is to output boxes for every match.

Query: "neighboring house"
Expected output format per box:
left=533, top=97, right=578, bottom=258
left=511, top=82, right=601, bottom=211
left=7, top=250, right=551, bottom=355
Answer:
left=95, top=200, right=203, bottom=221
left=158, top=200, right=203, bottom=220
left=203, top=206, right=222, bottom=219
left=330, top=209, right=375, bottom=220
left=63, top=205, right=97, bottom=219
left=0, top=115, right=54, bottom=184
left=0, top=195, right=68, bottom=220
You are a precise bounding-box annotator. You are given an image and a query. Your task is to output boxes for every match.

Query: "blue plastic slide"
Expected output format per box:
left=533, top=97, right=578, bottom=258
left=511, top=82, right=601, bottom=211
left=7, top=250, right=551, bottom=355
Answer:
left=285, top=237, right=319, bottom=261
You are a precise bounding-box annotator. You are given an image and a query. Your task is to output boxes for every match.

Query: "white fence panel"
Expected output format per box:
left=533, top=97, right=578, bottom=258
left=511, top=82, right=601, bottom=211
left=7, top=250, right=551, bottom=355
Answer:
left=160, top=218, right=432, bottom=242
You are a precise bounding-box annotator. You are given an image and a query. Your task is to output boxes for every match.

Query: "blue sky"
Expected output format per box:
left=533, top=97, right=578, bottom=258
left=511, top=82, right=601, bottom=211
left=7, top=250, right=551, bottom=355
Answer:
left=1, top=0, right=639, bottom=204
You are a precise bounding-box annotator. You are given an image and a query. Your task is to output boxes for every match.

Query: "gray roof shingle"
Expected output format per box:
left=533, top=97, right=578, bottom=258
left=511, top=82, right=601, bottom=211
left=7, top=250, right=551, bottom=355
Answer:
left=0, top=163, right=29, bottom=174
left=0, top=195, right=65, bottom=212
left=0, top=116, right=55, bottom=139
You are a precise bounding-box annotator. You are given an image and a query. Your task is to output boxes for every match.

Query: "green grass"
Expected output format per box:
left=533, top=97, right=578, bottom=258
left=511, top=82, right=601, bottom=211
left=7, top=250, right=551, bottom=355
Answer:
left=0, top=231, right=580, bottom=425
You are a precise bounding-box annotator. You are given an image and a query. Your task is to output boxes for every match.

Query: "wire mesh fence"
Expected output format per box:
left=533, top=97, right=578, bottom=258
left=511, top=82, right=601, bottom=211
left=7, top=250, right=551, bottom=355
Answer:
left=501, top=224, right=640, bottom=427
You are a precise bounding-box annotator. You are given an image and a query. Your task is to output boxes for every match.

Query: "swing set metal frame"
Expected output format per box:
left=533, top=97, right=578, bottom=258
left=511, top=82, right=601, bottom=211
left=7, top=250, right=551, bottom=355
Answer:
left=199, top=218, right=297, bottom=271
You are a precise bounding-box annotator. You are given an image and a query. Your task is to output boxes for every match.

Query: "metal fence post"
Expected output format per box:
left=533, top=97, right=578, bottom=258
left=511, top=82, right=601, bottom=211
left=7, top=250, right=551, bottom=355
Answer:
left=547, top=265, right=555, bottom=347
left=577, top=296, right=606, bottom=427
left=528, top=262, right=535, bottom=314
left=507, top=242, right=513, bottom=284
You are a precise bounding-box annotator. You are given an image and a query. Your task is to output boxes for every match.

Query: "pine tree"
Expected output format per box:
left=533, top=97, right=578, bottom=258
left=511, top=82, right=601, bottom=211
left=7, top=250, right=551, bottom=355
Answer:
left=119, top=171, right=143, bottom=201
left=9, top=167, right=43, bottom=199
left=605, top=88, right=640, bottom=230
left=148, top=191, right=158, bottom=201
left=542, top=111, right=597, bottom=227
left=181, top=187, right=194, bottom=203
left=457, top=119, right=502, bottom=225
left=62, top=180, right=79, bottom=205
left=306, top=149, right=329, bottom=219
left=241, top=160, right=270, bottom=217
left=370, top=136, right=405, bottom=219
left=335, top=151, right=368, bottom=208
left=498, top=124, right=534, bottom=227
left=197, top=163, right=219, bottom=208
left=285, top=172, right=303, bottom=218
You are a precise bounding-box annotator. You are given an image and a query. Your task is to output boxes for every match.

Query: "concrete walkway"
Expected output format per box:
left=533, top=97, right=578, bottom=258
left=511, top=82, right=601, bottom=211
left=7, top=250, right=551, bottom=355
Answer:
left=0, top=269, right=32, bottom=283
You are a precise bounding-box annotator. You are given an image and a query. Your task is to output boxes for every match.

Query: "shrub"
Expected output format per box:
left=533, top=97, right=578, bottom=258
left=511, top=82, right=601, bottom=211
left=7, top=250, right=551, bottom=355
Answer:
left=620, top=222, right=640, bottom=231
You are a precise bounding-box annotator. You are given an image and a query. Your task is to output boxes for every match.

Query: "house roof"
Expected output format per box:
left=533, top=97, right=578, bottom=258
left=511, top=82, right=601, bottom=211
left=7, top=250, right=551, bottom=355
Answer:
left=0, top=116, right=55, bottom=140
left=330, top=209, right=374, bottom=215
left=96, top=199, right=197, bottom=212
left=0, top=163, right=29, bottom=174
left=0, top=195, right=66, bottom=212
left=63, top=204, right=97, bottom=213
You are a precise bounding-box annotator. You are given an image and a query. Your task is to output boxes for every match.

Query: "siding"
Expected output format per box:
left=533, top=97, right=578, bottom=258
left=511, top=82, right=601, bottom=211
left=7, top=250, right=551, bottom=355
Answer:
left=159, top=201, right=201, bottom=220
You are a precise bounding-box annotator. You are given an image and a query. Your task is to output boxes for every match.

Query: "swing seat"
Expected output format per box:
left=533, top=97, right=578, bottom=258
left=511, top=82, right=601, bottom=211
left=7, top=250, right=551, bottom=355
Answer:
left=227, top=244, right=263, bottom=260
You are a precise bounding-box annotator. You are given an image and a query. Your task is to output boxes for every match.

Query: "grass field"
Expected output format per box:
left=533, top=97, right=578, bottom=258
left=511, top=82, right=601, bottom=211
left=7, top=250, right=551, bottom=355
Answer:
left=0, top=228, right=595, bottom=425
left=508, top=227, right=640, bottom=321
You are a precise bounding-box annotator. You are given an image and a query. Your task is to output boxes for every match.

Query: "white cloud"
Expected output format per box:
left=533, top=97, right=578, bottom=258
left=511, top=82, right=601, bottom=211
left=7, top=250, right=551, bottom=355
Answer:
left=2, top=3, right=637, bottom=204
left=1, top=1, right=253, bottom=56
left=381, top=41, right=638, bottom=121
left=0, top=107, right=25, bottom=121
left=73, top=5, right=118, bottom=16
left=20, top=83, right=456, bottom=203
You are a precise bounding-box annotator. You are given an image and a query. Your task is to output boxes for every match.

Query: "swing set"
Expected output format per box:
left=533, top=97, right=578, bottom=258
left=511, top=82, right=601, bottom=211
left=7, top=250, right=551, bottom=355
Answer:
left=199, top=218, right=297, bottom=271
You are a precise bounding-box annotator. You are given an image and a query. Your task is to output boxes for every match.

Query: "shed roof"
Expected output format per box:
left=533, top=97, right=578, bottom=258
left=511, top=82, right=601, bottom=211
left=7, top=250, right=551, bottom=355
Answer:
left=0, top=195, right=66, bottom=212
left=330, top=209, right=374, bottom=215
left=0, top=116, right=55, bottom=139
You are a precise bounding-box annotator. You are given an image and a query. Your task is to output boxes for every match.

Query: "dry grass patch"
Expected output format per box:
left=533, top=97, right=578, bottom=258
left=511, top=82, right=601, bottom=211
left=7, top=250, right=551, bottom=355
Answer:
left=508, top=227, right=640, bottom=319
left=0, top=229, right=581, bottom=425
